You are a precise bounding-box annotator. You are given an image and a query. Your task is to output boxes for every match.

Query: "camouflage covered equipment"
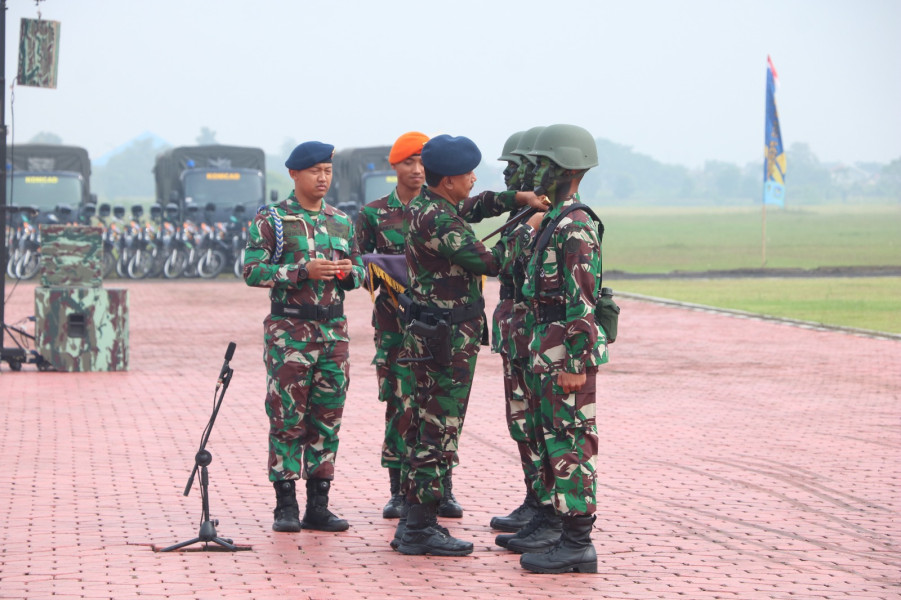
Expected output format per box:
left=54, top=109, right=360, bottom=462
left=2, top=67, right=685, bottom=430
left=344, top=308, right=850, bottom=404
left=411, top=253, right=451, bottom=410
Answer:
left=34, top=287, right=129, bottom=372
left=39, top=225, right=103, bottom=287
left=31, top=226, right=130, bottom=372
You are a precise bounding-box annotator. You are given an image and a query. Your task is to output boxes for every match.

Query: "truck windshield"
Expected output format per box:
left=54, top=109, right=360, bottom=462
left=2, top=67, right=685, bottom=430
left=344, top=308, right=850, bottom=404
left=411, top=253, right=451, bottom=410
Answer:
left=6, top=172, right=83, bottom=212
left=183, top=168, right=264, bottom=222
left=363, top=173, right=397, bottom=204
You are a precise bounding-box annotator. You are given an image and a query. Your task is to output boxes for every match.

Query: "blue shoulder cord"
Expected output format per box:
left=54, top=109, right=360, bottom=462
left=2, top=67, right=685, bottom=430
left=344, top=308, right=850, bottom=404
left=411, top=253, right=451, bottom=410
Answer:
left=269, top=206, right=284, bottom=264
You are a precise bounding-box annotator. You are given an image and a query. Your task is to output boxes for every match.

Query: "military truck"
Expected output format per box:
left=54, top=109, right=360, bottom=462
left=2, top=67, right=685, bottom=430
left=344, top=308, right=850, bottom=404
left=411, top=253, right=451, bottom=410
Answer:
left=6, top=144, right=95, bottom=221
left=153, top=145, right=269, bottom=223
left=325, top=145, right=397, bottom=222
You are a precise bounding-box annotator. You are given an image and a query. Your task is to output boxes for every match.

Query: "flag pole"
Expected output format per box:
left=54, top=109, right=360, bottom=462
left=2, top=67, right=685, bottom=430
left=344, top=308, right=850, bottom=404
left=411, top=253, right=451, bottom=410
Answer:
left=761, top=202, right=767, bottom=267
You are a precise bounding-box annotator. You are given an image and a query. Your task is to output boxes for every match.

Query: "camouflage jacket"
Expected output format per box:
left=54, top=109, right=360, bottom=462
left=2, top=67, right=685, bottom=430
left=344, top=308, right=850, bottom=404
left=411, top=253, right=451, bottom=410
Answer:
left=494, top=237, right=534, bottom=360
left=522, top=196, right=607, bottom=373
left=243, top=191, right=364, bottom=342
left=355, top=189, right=407, bottom=334
left=403, top=186, right=530, bottom=359
left=356, top=186, right=520, bottom=335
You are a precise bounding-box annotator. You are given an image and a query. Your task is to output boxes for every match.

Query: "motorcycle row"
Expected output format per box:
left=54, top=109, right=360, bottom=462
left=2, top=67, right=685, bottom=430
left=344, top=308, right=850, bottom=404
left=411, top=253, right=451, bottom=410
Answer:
left=4, top=201, right=250, bottom=281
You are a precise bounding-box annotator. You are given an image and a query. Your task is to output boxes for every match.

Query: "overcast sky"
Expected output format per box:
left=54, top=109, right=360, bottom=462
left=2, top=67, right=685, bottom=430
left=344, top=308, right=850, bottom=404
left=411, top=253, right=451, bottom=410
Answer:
left=3, top=0, right=900, bottom=169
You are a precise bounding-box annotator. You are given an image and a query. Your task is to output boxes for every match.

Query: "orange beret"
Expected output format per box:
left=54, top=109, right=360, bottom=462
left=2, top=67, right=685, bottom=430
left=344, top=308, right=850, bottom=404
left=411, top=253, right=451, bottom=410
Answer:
left=389, top=131, right=430, bottom=165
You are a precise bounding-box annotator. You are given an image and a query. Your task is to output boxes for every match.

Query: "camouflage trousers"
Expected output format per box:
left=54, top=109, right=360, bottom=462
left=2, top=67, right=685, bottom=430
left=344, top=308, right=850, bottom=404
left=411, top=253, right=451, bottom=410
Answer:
left=502, top=353, right=542, bottom=486
left=264, top=326, right=349, bottom=482
left=372, top=330, right=414, bottom=469
left=403, top=351, right=478, bottom=505
left=524, top=367, right=599, bottom=516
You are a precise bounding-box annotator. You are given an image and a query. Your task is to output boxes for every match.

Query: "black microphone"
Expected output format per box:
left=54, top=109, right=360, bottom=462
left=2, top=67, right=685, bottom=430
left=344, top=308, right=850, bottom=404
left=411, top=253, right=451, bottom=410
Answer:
left=216, top=341, right=237, bottom=386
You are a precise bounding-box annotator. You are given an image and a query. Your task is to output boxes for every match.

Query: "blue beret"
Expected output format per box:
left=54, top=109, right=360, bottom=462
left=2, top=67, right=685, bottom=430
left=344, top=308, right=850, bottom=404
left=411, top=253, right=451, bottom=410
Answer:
left=285, top=141, right=335, bottom=170
left=421, top=134, right=482, bottom=177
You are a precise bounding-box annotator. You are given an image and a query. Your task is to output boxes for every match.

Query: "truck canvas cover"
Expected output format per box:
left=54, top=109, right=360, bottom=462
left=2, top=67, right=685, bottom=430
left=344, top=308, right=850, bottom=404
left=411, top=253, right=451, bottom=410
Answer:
left=153, top=145, right=265, bottom=205
left=7, top=144, right=92, bottom=197
left=328, top=145, right=392, bottom=206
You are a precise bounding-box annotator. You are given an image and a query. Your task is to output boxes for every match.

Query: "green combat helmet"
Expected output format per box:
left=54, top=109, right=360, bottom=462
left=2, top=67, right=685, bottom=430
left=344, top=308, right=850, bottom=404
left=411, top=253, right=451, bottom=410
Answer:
left=510, top=126, right=546, bottom=165
left=498, top=131, right=525, bottom=190
left=509, top=126, right=546, bottom=191
left=529, top=123, right=598, bottom=171
left=498, top=131, right=525, bottom=165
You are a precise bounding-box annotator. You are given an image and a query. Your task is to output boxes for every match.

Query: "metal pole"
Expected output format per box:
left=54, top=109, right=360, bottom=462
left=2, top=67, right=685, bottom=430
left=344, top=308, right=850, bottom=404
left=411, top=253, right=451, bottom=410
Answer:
left=761, top=202, right=767, bottom=268
left=1, top=0, right=9, bottom=359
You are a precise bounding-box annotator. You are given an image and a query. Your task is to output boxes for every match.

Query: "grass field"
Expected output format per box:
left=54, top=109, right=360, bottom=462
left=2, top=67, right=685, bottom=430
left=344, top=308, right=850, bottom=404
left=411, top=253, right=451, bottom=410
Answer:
left=473, top=204, right=901, bottom=334
left=606, top=276, right=901, bottom=335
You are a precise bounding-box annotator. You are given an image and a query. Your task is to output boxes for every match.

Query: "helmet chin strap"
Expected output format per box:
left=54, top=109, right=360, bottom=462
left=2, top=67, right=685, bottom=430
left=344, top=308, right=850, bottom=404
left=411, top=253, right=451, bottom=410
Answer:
left=535, top=162, right=584, bottom=204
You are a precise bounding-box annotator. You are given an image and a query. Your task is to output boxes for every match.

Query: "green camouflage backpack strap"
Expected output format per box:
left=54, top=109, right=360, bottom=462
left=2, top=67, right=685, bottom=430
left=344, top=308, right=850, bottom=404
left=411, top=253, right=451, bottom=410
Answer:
left=533, top=202, right=619, bottom=342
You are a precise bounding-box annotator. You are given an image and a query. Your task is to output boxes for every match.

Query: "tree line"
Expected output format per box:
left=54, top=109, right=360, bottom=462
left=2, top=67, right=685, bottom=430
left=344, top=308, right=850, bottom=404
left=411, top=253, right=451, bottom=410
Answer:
left=23, top=131, right=901, bottom=207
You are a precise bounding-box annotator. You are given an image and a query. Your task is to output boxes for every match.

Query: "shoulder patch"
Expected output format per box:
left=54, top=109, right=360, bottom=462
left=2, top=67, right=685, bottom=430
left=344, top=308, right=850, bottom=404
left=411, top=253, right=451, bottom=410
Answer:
left=565, top=237, right=582, bottom=253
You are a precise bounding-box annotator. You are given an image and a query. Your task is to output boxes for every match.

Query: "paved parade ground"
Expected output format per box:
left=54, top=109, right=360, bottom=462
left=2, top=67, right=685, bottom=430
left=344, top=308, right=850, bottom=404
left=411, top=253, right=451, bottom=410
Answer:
left=0, top=278, right=898, bottom=600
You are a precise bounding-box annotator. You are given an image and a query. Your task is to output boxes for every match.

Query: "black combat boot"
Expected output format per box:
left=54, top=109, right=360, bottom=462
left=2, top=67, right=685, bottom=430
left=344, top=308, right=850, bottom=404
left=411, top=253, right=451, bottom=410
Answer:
left=390, top=498, right=409, bottom=550
left=397, top=502, right=473, bottom=556
left=490, top=481, right=540, bottom=532
left=300, top=478, right=349, bottom=532
left=383, top=468, right=404, bottom=519
left=392, top=498, right=451, bottom=550
left=495, top=503, right=547, bottom=548
left=437, top=469, right=463, bottom=518
left=272, top=480, right=301, bottom=533
left=505, top=504, right=562, bottom=554
left=520, top=514, right=597, bottom=574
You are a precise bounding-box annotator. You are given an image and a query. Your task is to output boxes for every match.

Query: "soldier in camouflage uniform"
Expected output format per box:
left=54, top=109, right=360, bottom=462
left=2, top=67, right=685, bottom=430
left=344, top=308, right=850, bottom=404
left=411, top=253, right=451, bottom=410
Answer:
left=394, top=134, right=545, bottom=557
left=513, top=124, right=607, bottom=574
left=354, top=131, right=429, bottom=519
left=243, top=141, right=365, bottom=535
left=489, top=127, right=551, bottom=534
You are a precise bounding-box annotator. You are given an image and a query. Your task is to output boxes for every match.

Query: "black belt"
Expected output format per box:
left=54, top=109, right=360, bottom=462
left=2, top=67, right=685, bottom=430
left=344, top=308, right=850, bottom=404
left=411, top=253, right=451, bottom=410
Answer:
left=271, top=301, right=344, bottom=321
left=402, top=296, right=485, bottom=325
left=499, top=285, right=515, bottom=300
left=535, top=303, right=566, bottom=324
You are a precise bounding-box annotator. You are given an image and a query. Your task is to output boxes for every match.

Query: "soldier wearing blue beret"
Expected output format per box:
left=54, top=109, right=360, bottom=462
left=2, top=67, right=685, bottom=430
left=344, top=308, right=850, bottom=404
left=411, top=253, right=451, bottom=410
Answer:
left=244, top=140, right=365, bottom=536
left=284, top=141, right=335, bottom=171
left=393, top=134, right=546, bottom=557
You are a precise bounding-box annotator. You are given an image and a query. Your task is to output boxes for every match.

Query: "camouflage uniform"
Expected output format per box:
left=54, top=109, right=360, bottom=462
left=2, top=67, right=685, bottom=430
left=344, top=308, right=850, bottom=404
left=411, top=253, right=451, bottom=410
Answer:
left=243, top=190, right=364, bottom=482
left=358, top=189, right=504, bottom=473
left=490, top=190, right=544, bottom=531
left=493, top=226, right=542, bottom=489
left=355, top=189, right=413, bottom=471
left=522, top=193, right=607, bottom=516
left=401, top=186, right=531, bottom=505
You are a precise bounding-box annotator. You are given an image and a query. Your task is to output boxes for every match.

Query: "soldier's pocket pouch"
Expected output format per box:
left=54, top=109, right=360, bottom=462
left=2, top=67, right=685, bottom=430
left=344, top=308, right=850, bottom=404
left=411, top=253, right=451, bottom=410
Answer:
left=595, top=295, right=620, bottom=344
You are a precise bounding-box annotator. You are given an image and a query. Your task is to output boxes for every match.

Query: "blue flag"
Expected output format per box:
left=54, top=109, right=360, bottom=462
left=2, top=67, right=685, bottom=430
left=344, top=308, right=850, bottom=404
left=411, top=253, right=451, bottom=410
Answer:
left=763, top=55, right=786, bottom=207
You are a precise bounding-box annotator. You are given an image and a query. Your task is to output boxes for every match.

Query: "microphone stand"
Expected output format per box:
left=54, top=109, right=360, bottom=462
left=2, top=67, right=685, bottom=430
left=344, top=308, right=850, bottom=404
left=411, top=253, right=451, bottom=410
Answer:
left=161, top=344, right=238, bottom=552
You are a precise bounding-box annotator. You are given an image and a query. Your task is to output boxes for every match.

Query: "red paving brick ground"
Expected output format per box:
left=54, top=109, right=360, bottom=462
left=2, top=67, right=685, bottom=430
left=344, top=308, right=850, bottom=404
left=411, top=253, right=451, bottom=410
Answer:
left=0, top=278, right=899, bottom=600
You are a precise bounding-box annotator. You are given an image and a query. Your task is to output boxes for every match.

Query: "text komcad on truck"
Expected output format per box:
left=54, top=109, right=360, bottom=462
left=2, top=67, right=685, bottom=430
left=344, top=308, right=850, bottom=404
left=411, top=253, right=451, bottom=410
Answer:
left=153, top=145, right=268, bottom=223
left=6, top=144, right=95, bottom=221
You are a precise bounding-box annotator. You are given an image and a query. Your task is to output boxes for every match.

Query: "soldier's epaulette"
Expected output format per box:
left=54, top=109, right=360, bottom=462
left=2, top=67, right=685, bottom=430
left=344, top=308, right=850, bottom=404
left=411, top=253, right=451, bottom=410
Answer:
left=261, top=204, right=304, bottom=222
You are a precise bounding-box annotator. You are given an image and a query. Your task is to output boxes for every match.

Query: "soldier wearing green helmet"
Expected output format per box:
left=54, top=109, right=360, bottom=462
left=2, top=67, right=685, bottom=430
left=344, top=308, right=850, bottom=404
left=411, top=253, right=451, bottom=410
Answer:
left=489, top=128, right=546, bottom=534
left=512, top=124, right=607, bottom=574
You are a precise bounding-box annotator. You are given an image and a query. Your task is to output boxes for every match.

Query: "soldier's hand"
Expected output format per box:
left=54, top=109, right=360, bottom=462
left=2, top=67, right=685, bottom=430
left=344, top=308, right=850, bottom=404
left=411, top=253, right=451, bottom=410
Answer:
left=307, top=258, right=345, bottom=280
left=557, top=370, right=586, bottom=394
left=525, top=211, right=544, bottom=230
left=516, top=191, right=551, bottom=212
left=334, top=258, right=353, bottom=280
